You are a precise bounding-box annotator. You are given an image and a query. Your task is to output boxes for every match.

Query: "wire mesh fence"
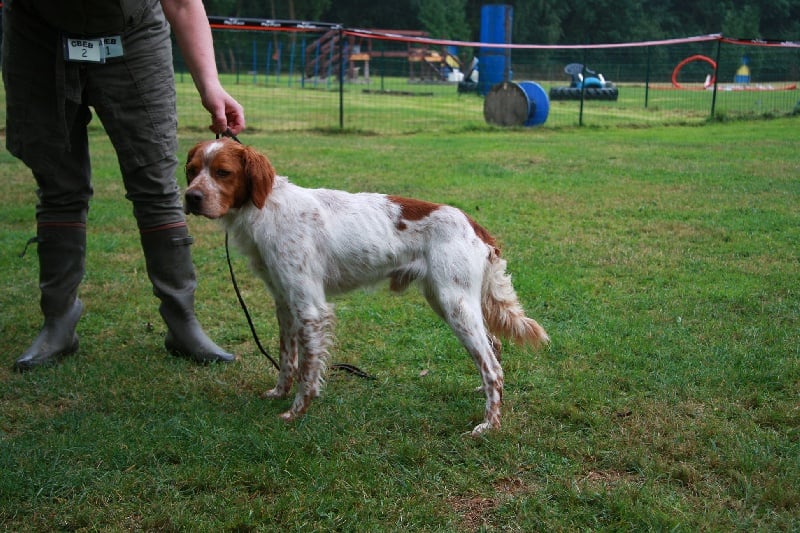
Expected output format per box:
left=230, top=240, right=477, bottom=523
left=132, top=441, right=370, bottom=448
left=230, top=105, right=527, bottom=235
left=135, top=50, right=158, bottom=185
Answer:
left=173, top=21, right=798, bottom=134
left=3, top=15, right=795, bottom=135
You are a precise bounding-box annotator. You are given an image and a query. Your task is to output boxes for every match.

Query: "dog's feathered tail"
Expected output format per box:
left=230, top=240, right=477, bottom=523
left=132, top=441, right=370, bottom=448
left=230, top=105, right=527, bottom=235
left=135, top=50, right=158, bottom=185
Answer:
left=482, top=252, right=550, bottom=348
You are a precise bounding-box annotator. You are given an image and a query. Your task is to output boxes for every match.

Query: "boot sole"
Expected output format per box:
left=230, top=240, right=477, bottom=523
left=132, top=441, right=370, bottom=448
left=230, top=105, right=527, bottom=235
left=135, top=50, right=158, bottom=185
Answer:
left=164, top=336, right=235, bottom=364
left=13, top=337, right=79, bottom=372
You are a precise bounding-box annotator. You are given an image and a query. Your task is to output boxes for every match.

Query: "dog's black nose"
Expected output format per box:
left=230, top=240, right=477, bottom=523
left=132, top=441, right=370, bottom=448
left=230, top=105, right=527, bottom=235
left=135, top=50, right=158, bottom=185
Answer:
left=184, top=189, right=204, bottom=214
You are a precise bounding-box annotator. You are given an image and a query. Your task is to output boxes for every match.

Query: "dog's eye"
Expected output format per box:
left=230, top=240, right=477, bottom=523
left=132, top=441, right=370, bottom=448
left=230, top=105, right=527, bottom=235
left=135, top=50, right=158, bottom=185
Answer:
left=216, top=169, right=232, bottom=179
left=185, top=165, right=198, bottom=179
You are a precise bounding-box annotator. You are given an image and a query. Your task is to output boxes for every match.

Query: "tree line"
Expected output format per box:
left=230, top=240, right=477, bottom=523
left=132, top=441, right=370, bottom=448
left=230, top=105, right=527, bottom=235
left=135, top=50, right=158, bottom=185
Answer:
left=203, top=0, right=799, bottom=44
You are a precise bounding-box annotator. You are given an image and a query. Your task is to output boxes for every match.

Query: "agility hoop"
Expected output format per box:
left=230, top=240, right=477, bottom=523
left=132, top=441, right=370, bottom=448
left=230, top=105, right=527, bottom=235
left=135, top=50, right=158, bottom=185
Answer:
left=672, top=55, right=717, bottom=89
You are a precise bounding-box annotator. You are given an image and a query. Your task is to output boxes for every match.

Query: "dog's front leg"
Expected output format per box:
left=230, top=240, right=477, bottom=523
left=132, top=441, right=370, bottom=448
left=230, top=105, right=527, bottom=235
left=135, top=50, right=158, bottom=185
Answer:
left=263, top=303, right=297, bottom=399
left=279, top=304, right=332, bottom=421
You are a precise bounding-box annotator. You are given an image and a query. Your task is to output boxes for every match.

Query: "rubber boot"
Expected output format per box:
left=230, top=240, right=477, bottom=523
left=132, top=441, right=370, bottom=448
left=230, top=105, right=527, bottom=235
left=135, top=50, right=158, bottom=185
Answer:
left=14, top=223, right=86, bottom=371
left=140, top=223, right=234, bottom=363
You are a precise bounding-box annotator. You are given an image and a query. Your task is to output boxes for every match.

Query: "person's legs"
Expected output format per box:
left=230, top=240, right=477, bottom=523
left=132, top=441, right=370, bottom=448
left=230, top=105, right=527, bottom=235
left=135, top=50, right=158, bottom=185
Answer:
left=3, top=3, right=94, bottom=369
left=87, top=4, right=232, bottom=363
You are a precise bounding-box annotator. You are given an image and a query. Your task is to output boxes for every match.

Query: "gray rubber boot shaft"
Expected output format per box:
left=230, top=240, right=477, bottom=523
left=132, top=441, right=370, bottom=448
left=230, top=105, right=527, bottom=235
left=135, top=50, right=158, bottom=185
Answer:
left=14, top=223, right=86, bottom=371
left=139, top=223, right=234, bottom=363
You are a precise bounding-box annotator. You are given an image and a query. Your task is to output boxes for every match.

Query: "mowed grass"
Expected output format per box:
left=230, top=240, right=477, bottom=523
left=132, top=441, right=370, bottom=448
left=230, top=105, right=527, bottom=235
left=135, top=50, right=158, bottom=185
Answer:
left=0, top=117, right=798, bottom=531
left=172, top=73, right=800, bottom=133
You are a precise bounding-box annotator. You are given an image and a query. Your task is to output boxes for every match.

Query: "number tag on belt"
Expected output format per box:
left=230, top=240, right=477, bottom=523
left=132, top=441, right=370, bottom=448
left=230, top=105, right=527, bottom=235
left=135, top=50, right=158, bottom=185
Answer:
left=63, top=36, right=124, bottom=63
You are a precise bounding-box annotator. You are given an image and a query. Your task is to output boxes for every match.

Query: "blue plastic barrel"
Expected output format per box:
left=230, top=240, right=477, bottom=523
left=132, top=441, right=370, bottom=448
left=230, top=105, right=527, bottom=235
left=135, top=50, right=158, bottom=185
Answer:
left=483, top=81, right=549, bottom=127
left=480, top=4, right=512, bottom=44
left=478, top=4, right=513, bottom=95
left=517, top=81, right=550, bottom=126
left=478, top=55, right=507, bottom=95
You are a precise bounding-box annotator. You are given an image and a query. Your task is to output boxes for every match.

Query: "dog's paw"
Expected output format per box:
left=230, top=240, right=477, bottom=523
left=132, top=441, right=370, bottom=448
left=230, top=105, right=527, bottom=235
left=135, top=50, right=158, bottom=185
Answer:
left=278, top=411, right=297, bottom=422
left=262, top=387, right=290, bottom=400
left=470, top=421, right=497, bottom=437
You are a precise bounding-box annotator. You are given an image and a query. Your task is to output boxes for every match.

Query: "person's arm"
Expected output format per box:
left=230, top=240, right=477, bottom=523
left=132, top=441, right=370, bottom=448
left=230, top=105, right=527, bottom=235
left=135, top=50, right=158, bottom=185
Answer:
left=161, top=0, right=245, bottom=134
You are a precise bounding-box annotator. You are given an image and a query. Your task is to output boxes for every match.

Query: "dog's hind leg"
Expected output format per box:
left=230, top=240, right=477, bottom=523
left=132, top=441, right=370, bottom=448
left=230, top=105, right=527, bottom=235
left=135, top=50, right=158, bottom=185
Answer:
left=474, top=333, right=503, bottom=394
left=425, top=286, right=504, bottom=436
left=263, top=302, right=297, bottom=400
left=463, top=324, right=504, bottom=436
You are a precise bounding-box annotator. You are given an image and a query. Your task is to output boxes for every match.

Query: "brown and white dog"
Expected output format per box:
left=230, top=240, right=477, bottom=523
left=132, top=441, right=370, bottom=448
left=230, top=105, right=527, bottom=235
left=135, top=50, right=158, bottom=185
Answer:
left=184, top=139, right=549, bottom=435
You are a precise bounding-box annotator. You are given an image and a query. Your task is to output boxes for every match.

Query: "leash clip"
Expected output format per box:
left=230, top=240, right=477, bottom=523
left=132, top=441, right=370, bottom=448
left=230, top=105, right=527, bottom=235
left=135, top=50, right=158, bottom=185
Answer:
left=216, top=128, right=242, bottom=144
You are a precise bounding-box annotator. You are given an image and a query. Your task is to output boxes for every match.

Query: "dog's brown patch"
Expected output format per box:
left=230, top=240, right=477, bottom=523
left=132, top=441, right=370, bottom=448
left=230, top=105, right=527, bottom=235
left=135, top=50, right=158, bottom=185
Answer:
left=388, top=195, right=440, bottom=230
left=388, top=195, right=499, bottom=254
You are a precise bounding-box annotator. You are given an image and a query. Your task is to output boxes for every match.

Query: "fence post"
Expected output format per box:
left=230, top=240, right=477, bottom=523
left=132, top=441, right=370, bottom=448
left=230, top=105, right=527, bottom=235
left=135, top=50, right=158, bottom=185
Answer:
left=579, top=47, right=588, bottom=126
left=276, top=42, right=282, bottom=85
left=252, top=39, right=257, bottom=86
left=339, top=29, right=345, bottom=130
left=380, top=41, right=386, bottom=92
left=266, top=41, right=272, bottom=85
left=645, top=46, right=651, bottom=108
left=710, top=38, right=722, bottom=118
left=235, top=43, right=240, bottom=84
left=300, top=36, right=307, bottom=89
left=289, top=36, right=296, bottom=87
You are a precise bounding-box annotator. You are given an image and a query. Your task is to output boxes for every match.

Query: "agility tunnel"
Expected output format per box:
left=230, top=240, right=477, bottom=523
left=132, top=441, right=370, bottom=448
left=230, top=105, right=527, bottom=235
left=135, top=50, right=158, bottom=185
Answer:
left=478, top=4, right=513, bottom=96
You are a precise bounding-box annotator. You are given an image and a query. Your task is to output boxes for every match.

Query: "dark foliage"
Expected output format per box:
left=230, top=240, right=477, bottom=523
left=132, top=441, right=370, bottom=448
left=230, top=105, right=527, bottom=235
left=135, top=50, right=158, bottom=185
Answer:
left=202, top=0, right=800, bottom=43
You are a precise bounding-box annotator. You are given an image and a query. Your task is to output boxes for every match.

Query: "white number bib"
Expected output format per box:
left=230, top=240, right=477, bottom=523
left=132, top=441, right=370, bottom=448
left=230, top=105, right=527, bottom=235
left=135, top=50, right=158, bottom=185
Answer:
left=64, top=35, right=124, bottom=63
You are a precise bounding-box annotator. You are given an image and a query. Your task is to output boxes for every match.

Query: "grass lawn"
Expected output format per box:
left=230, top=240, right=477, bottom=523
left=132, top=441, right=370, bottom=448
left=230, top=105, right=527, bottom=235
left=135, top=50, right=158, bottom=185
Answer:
left=1, top=117, right=798, bottom=531
left=172, top=74, right=800, bottom=133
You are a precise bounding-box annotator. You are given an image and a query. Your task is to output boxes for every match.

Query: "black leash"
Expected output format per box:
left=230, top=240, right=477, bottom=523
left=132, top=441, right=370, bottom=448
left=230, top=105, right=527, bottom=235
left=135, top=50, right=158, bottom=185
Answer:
left=225, top=231, right=280, bottom=370
left=219, top=128, right=242, bottom=145
left=215, top=130, right=374, bottom=379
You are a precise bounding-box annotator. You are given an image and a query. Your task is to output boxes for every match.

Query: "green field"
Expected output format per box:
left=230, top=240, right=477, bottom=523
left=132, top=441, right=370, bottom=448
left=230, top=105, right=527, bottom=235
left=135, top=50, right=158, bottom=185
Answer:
left=1, top=116, right=798, bottom=530
left=171, top=73, right=800, bottom=133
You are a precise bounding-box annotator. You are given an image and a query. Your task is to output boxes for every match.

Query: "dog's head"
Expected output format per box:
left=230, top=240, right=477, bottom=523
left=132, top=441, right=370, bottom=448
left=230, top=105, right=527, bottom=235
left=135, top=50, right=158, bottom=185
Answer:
left=184, top=139, right=275, bottom=219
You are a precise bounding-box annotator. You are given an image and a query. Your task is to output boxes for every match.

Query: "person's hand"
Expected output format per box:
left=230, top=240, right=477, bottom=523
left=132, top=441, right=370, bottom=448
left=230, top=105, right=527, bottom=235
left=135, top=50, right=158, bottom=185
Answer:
left=160, top=0, right=246, bottom=135
left=202, top=86, right=246, bottom=135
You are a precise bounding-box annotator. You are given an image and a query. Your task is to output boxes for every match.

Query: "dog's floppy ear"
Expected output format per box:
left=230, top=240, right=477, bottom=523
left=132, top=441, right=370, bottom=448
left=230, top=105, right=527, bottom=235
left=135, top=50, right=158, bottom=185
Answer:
left=241, top=145, right=275, bottom=209
left=185, top=142, right=203, bottom=184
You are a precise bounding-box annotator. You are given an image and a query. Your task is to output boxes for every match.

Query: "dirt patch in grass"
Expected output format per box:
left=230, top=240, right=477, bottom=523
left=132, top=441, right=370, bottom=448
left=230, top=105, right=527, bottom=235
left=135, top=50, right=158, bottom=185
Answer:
left=449, top=476, right=534, bottom=531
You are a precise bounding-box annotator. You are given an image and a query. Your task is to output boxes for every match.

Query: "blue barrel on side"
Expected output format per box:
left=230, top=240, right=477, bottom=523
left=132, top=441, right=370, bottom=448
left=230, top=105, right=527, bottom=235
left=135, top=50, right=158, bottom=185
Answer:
left=483, top=81, right=549, bottom=127
left=478, top=4, right=513, bottom=95
left=517, top=81, right=550, bottom=126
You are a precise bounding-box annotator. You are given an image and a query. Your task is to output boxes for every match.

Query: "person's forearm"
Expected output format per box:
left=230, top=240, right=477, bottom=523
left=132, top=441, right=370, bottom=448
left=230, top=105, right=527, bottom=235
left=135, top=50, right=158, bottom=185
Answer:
left=160, top=0, right=245, bottom=134
left=160, top=0, right=220, bottom=99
